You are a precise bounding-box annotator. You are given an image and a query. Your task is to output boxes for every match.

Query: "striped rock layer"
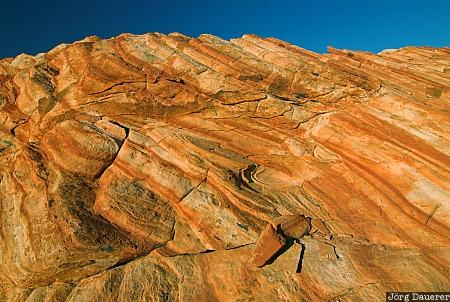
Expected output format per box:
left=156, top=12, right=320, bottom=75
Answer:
left=0, top=33, right=449, bottom=301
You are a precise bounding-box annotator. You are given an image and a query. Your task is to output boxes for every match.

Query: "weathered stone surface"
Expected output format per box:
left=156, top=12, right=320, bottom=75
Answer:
left=0, top=33, right=449, bottom=301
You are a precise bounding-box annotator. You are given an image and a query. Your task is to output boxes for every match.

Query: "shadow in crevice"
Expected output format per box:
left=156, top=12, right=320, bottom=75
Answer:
left=296, top=242, right=306, bottom=273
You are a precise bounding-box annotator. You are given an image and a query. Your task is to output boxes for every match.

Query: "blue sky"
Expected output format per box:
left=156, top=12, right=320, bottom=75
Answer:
left=1, top=0, right=449, bottom=58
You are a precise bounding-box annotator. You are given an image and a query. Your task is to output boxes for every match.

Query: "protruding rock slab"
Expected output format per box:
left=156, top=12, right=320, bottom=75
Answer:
left=250, top=225, right=286, bottom=267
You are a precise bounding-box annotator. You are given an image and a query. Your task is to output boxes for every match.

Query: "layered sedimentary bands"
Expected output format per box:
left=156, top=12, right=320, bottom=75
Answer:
left=0, top=33, right=449, bottom=301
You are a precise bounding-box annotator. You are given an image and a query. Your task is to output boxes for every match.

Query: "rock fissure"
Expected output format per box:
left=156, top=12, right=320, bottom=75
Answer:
left=87, top=80, right=147, bottom=96
left=94, top=120, right=130, bottom=179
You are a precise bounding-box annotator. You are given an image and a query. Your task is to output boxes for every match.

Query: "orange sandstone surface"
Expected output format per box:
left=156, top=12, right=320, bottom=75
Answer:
left=0, top=33, right=449, bottom=301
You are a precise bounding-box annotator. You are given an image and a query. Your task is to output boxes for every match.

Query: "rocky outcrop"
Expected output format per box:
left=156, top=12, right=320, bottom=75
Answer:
left=0, top=33, right=449, bottom=301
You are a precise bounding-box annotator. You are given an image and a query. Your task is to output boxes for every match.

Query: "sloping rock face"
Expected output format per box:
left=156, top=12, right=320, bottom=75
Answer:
left=0, top=33, right=449, bottom=301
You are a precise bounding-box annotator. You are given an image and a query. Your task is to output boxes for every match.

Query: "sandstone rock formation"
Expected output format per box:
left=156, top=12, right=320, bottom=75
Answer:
left=0, top=32, right=449, bottom=301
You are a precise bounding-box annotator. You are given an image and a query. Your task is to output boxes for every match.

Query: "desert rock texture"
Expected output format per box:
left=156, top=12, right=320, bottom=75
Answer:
left=0, top=33, right=449, bottom=301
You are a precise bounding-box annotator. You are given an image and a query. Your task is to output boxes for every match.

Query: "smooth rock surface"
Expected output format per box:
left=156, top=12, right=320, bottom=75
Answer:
left=0, top=32, right=449, bottom=301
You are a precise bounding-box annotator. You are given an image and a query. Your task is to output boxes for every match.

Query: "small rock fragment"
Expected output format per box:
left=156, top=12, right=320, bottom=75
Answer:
left=311, top=218, right=330, bottom=235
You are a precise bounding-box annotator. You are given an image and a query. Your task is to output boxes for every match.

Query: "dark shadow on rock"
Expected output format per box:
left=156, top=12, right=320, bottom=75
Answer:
left=264, top=239, right=295, bottom=266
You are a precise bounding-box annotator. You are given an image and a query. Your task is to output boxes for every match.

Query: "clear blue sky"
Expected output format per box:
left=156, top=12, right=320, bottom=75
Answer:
left=1, top=0, right=449, bottom=58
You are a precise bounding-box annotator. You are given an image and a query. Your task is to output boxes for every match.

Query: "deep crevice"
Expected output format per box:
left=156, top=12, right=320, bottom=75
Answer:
left=108, top=120, right=130, bottom=137
left=94, top=120, right=130, bottom=179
